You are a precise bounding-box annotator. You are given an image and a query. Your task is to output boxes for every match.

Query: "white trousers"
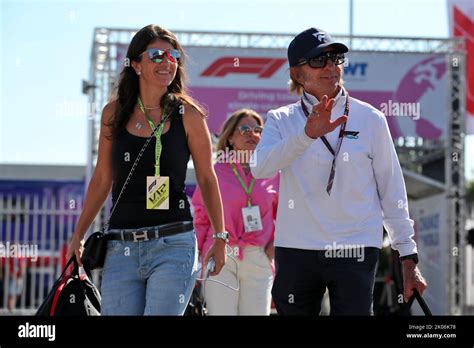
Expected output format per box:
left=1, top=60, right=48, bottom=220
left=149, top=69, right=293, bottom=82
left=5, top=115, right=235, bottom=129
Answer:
left=204, top=246, right=273, bottom=315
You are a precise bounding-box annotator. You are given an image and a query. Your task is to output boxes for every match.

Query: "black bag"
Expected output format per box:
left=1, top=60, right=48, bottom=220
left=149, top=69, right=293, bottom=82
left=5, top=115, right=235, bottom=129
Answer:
left=81, top=230, right=108, bottom=271
left=36, top=256, right=101, bottom=316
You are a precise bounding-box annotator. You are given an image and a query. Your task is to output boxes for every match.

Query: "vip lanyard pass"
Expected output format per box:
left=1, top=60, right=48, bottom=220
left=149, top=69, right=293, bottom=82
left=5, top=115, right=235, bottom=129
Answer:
left=230, top=163, right=255, bottom=207
left=137, top=97, right=169, bottom=176
left=300, top=89, right=350, bottom=195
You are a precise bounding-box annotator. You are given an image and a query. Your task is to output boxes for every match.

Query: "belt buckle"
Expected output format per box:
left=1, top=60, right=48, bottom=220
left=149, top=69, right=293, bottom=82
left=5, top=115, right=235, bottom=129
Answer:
left=132, top=230, right=149, bottom=242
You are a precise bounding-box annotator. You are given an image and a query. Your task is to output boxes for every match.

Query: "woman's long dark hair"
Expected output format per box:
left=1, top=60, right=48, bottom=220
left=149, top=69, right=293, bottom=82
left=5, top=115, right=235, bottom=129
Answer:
left=108, top=24, right=206, bottom=139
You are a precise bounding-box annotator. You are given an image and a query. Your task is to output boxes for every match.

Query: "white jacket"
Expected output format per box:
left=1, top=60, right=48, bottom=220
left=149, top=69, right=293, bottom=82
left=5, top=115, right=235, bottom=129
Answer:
left=251, top=88, right=417, bottom=257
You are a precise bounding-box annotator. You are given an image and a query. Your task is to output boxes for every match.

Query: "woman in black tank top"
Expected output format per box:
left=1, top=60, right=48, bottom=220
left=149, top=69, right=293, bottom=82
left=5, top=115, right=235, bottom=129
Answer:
left=67, top=25, right=227, bottom=315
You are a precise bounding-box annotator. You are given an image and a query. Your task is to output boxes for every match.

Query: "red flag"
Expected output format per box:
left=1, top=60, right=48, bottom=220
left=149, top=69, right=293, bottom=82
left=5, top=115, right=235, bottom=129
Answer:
left=449, top=0, right=474, bottom=134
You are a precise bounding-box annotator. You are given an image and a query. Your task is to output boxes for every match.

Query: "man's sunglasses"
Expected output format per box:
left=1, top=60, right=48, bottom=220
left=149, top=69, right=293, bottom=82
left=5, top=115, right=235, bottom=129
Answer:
left=139, top=48, right=181, bottom=64
left=236, top=125, right=263, bottom=136
left=299, top=52, right=345, bottom=69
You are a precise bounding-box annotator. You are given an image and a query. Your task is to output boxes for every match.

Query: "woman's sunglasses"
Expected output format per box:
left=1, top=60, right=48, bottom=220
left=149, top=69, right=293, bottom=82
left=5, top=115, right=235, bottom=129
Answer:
left=139, top=48, right=181, bottom=64
left=299, top=52, right=345, bottom=69
left=236, top=125, right=263, bottom=136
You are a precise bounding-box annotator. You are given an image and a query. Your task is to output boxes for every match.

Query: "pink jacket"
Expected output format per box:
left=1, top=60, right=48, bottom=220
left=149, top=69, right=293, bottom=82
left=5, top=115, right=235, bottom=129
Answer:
left=192, top=162, right=279, bottom=261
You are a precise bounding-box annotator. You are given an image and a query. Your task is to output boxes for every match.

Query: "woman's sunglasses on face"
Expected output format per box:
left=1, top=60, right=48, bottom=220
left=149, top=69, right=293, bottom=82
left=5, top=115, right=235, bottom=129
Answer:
left=139, top=48, right=181, bottom=64
left=237, top=125, right=263, bottom=136
left=299, top=51, right=345, bottom=69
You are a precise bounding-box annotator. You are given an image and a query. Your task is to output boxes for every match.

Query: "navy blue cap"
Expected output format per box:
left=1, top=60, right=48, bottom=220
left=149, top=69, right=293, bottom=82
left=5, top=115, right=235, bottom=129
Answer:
left=288, top=28, right=349, bottom=67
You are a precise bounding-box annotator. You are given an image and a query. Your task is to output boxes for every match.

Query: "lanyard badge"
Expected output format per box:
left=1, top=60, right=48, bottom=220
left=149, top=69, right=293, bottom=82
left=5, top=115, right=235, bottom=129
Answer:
left=138, top=97, right=170, bottom=210
left=301, top=88, right=350, bottom=196
left=146, top=176, right=170, bottom=209
left=230, top=163, right=263, bottom=233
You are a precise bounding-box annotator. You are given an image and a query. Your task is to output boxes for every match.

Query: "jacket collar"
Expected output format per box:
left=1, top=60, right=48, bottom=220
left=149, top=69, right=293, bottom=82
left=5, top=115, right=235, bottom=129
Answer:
left=302, top=86, right=345, bottom=112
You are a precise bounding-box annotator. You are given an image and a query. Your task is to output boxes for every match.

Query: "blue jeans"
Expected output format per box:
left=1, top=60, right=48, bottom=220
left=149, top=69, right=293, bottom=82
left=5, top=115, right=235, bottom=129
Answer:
left=100, top=229, right=198, bottom=315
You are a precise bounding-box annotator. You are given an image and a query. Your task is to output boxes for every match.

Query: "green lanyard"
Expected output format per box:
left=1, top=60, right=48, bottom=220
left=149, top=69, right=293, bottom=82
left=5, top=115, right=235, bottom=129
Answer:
left=137, top=97, right=168, bottom=176
left=230, top=163, right=255, bottom=207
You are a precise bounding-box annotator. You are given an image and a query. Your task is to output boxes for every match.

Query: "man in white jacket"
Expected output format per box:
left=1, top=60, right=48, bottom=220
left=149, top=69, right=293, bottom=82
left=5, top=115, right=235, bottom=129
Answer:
left=251, top=27, right=427, bottom=315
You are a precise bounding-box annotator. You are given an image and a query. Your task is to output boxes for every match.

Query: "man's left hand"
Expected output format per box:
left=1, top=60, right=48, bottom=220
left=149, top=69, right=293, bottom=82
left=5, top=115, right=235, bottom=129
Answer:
left=402, top=259, right=428, bottom=303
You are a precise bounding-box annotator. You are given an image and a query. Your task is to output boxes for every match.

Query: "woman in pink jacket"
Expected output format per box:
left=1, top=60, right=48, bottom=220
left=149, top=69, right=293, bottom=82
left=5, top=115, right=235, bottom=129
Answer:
left=192, top=109, right=279, bottom=315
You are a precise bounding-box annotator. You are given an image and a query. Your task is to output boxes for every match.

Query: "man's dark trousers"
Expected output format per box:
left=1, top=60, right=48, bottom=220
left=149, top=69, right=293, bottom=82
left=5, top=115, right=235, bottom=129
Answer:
left=272, top=246, right=380, bottom=315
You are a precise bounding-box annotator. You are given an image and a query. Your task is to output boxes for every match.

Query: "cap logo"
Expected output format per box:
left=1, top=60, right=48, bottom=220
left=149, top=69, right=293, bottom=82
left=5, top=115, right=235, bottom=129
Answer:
left=313, top=32, right=326, bottom=42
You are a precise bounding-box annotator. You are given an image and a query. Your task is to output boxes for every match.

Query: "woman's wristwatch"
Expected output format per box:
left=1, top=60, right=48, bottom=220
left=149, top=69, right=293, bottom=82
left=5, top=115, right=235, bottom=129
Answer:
left=212, top=231, right=229, bottom=243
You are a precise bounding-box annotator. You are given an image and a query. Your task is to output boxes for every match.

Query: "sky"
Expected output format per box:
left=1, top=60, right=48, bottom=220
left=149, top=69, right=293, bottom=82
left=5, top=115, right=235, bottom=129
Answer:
left=1, top=0, right=473, bottom=179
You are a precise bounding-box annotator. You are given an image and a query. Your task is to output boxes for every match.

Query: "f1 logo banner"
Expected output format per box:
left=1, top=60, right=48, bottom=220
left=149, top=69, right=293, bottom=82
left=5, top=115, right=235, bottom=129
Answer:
left=201, top=57, right=286, bottom=78
left=185, top=47, right=295, bottom=134
left=184, top=46, right=450, bottom=140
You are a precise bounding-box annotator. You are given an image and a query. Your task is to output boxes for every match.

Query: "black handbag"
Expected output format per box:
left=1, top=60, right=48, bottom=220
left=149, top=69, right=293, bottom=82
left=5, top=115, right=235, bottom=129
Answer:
left=81, top=230, right=108, bottom=270
left=36, top=256, right=101, bottom=316
left=81, top=121, right=164, bottom=271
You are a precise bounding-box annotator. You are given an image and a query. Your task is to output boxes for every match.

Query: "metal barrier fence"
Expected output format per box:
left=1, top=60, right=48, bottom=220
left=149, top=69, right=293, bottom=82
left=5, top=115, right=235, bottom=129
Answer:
left=0, top=193, right=83, bottom=315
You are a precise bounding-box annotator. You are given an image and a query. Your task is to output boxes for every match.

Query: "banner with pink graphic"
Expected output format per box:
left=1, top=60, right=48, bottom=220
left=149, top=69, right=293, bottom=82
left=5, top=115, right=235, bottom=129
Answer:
left=185, top=46, right=449, bottom=140
left=449, top=0, right=474, bottom=135
left=116, top=45, right=452, bottom=140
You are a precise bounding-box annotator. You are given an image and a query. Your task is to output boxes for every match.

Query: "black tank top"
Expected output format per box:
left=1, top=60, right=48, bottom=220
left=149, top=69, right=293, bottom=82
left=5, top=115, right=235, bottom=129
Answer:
left=109, top=105, right=193, bottom=229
